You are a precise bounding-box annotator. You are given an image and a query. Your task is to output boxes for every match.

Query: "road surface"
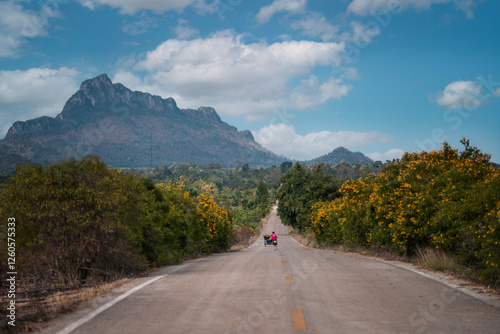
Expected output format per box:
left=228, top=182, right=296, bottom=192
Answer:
left=44, top=206, right=500, bottom=334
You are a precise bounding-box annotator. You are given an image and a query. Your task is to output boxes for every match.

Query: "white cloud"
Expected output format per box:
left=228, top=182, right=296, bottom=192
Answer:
left=256, top=0, right=307, bottom=23
left=347, top=0, right=480, bottom=19
left=348, top=0, right=447, bottom=15
left=288, top=13, right=381, bottom=51
left=0, top=67, right=79, bottom=136
left=290, top=13, right=339, bottom=41
left=113, top=70, right=143, bottom=88
left=455, top=0, right=478, bottom=19
left=433, top=80, right=489, bottom=110
left=252, top=123, right=393, bottom=160
left=174, top=18, right=199, bottom=39
left=0, top=1, right=59, bottom=57
left=77, top=0, right=212, bottom=15
left=290, top=75, right=352, bottom=110
left=367, top=148, right=405, bottom=162
left=114, top=31, right=348, bottom=120
left=121, top=13, right=158, bottom=35
left=341, top=67, right=360, bottom=80
left=339, top=20, right=381, bottom=46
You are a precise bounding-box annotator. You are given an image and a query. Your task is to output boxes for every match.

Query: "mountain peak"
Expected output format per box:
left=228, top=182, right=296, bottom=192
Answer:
left=79, top=73, right=113, bottom=92
left=197, top=106, right=221, bottom=122
left=0, top=74, right=285, bottom=169
left=239, top=130, right=254, bottom=141
left=56, top=73, right=119, bottom=121
left=307, top=146, right=373, bottom=165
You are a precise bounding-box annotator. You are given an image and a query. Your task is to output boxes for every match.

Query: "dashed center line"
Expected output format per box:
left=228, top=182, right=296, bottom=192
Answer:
left=291, top=310, right=307, bottom=330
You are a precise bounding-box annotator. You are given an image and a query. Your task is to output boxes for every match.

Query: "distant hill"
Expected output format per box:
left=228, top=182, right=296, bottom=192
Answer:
left=0, top=74, right=285, bottom=170
left=0, top=154, right=33, bottom=173
left=306, top=146, right=373, bottom=165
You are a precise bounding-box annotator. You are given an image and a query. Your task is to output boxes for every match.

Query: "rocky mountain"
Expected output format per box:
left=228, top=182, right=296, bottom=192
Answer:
left=306, top=146, right=373, bottom=165
left=0, top=74, right=285, bottom=169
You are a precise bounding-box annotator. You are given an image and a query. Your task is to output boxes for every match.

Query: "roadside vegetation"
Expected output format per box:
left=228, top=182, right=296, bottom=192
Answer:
left=0, top=157, right=293, bottom=329
left=278, top=139, right=499, bottom=288
left=3, top=143, right=495, bottom=330
left=0, top=157, right=234, bottom=329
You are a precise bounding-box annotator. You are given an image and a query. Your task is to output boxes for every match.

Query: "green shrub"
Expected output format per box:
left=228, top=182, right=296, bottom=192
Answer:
left=0, top=157, right=149, bottom=285
left=0, top=157, right=235, bottom=287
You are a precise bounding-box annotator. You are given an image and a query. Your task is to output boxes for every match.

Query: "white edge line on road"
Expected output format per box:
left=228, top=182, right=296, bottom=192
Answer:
left=250, top=236, right=260, bottom=248
left=56, top=275, right=164, bottom=334
left=284, top=237, right=499, bottom=309
left=248, top=233, right=262, bottom=248
left=56, top=262, right=193, bottom=334
left=289, top=235, right=307, bottom=248
left=374, top=258, right=500, bottom=309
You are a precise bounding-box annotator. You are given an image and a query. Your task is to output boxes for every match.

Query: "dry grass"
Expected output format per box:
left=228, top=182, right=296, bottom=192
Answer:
left=0, top=277, right=131, bottom=332
left=230, top=230, right=253, bottom=252
left=288, top=227, right=315, bottom=247
left=415, top=247, right=461, bottom=273
left=230, top=207, right=275, bottom=251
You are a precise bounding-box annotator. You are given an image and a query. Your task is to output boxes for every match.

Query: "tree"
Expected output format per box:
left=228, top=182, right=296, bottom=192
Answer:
left=0, top=157, right=150, bottom=285
left=277, top=163, right=340, bottom=231
left=280, top=161, right=293, bottom=174
left=256, top=180, right=269, bottom=208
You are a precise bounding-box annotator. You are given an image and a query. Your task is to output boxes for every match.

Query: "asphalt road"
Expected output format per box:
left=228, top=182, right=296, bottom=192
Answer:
left=44, top=206, right=500, bottom=334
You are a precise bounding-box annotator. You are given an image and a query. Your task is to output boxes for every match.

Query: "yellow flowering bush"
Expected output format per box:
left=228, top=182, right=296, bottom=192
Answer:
left=310, top=140, right=500, bottom=286
left=197, top=193, right=233, bottom=252
left=152, top=182, right=233, bottom=256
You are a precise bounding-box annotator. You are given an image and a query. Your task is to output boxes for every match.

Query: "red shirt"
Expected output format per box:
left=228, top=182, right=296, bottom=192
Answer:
left=270, top=233, right=277, bottom=240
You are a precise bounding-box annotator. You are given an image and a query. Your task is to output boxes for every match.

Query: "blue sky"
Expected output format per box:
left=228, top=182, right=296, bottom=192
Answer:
left=1, top=0, right=499, bottom=162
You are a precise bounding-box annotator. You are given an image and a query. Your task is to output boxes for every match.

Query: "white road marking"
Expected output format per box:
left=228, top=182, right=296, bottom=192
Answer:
left=289, top=236, right=307, bottom=248
left=287, top=234, right=500, bottom=309
left=250, top=236, right=261, bottom=248
left=376, top=258, right=500, bottom=309
left=56, top=262, right=194, bottom=334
